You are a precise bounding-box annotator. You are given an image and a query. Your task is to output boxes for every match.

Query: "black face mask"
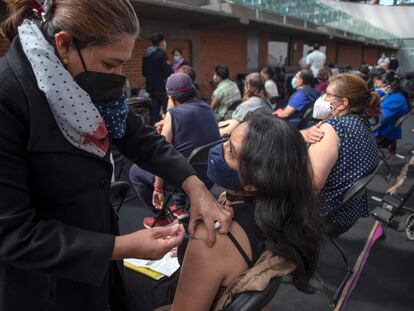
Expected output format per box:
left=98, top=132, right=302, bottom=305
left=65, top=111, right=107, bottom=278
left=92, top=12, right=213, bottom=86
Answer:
left=73, top=43, right=126, bottom=103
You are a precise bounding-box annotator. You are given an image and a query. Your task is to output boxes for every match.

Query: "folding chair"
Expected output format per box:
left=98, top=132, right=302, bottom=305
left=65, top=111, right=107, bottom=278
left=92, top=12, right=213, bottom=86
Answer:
left=375, top=113, right=411, bottom=180
left=371, top=182, right=414, bottom=239
left=222, top=277, right=282, bottom=311
left=318, top=162, right=382, bottom=307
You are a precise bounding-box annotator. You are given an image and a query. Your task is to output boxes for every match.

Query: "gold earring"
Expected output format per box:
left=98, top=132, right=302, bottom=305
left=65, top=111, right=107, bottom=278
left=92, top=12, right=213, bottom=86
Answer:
left=63, top=58, right=69, bottom=65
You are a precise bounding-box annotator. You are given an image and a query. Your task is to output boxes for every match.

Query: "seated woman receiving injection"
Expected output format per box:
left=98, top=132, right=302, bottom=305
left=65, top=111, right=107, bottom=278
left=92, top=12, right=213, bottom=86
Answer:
left=154, top=112, right=324, bottom=311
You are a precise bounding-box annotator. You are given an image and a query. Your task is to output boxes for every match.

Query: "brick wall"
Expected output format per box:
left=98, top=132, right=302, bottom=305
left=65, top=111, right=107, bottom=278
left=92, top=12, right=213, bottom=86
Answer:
left=196, top=25, right=248, bottom=98
left=292, top=39, right=304, bottom=65
left=337, top=44, right=363, bottom=69
left=259, top=31, right=269, bottom=69
left=326, top=40, right=337, bottom=65
left=363, top=47, right=379, bottom=66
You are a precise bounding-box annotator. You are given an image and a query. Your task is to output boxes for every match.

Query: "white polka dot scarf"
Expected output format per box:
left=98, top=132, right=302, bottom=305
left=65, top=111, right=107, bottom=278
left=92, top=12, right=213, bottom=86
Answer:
left=18, top=20, right=109, bottom=157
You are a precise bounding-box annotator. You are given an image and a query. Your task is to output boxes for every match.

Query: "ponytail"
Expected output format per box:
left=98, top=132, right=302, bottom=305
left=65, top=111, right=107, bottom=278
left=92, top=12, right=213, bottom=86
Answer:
left=330, top=73, right=383, bottom=122
left=365, top=91, right=381, bottom=122
left=1, top=0, right=37, bottom=41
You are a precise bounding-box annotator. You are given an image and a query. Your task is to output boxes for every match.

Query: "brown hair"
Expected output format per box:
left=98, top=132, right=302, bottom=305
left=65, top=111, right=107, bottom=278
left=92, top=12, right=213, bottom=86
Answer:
left=177, top=65, right=196, bottom=82
left=317, top=67, right=332, bottom=82
left=329, top=73, right=381, bottom=121
left=1, top=0, right=139, bottom=47
left=244, top=72, right=266, bottom=101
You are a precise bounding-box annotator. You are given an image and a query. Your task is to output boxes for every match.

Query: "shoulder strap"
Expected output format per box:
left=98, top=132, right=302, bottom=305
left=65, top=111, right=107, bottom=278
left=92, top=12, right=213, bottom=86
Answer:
left=227, top=231, right=253, bottom=268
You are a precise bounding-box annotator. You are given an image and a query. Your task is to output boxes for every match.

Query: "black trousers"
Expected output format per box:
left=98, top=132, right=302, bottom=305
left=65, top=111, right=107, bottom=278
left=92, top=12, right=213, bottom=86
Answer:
left=149, top=95, right=168, bottom=126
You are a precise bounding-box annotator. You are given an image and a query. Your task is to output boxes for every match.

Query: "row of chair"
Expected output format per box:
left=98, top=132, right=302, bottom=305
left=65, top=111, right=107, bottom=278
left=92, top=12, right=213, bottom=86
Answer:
left=109, top=109, right=413, bottom=310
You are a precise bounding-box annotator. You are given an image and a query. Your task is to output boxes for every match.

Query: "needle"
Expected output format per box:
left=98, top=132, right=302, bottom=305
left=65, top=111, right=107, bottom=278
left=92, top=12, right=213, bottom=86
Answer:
left=184, top=233, right=198, bottom=240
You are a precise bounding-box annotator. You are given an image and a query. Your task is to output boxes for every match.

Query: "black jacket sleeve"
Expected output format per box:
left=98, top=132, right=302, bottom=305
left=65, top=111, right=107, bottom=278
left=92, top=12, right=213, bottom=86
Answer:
left=0, top=88, right=114, bottom=286
left=113, top=112, right=196, bottom=188
left=161, top=51, right=174, bottom=79
left=142, top=56, right=148, bottom=78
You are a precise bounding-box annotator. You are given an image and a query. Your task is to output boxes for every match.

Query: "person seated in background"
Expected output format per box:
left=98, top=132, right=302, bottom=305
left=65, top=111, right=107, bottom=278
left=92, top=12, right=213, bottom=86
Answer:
left=389, top=54, right=399, bottom=72
left=152, top=112, right=323, bottom=311
left=308, top=73, right=380, bottom=233
left=210, top=65, right=242, bottom=118
left=170, top=48, right=190, bottom=72
left=129, top=73, right=220, bottom=228
left=274, top=69, right=319, bottom=130
left=219, top=72, right=273, bottom=137
left=373, top=72, right=410, bottom=150
left=359, top=64, right=370, bottom=82
left=261, top=67, right=279, bottom=103
left=161, top=65, right=200, bottom=114
left=315, top=67, right=332, bottom=95
left=368, top=67, right=385, bottom=91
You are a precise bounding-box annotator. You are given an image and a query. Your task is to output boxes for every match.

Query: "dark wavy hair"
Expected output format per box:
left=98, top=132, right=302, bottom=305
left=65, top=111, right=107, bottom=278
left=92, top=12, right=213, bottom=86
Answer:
left=239, top=111, right=324, bottom=292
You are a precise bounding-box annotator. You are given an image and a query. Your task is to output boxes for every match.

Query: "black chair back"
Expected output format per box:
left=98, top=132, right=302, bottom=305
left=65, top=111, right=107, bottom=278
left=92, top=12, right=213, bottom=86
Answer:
left=303, top=106, right=314, bottom=120
left=394, top=113, right=410, bottom=128
left=110, top=181, right=131, bottom=215
left=340, top=161, right=383, bottom=207
left=222, top=277, right=282, bottom=311
left=187, top=138, right=228, bottom=167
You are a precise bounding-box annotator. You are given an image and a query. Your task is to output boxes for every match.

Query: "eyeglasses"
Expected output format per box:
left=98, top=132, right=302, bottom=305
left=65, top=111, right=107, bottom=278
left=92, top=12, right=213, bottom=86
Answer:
left=324, top=92, right=343, bottom=101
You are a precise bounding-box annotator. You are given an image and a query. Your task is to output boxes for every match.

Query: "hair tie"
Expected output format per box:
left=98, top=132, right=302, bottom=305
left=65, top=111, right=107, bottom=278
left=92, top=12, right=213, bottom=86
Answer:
left=41, top=0, right=53, bottom=23
left=31, top=0, right=44, bottom=17
left=31, top=0, right=53, bottom=23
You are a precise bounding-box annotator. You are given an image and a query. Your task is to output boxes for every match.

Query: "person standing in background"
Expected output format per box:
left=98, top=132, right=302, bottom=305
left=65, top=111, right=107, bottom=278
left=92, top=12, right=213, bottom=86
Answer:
left=377, top=53, right=390, bottom=71
left=306, top=43, right=327, bottom=78
left=142, top=32, right=174, bottom=125
left=171, top=48, right=190, bottom=72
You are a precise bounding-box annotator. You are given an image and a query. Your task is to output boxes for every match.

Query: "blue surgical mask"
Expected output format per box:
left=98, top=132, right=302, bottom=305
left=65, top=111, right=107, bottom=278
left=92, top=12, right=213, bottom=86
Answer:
left=375, top=88, right=387, bottom=97
left=173, top=55, right=181, bottom=63
left=207, top=143, right=241, bottom=191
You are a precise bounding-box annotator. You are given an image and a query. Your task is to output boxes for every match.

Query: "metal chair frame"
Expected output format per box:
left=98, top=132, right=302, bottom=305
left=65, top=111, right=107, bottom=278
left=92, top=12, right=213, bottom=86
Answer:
left=318, top=162, right=382, bottom=307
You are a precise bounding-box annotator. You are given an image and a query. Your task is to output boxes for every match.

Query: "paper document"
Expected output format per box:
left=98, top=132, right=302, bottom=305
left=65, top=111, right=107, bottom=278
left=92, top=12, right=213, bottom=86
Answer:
left=124, top=252, right=180, bottom=279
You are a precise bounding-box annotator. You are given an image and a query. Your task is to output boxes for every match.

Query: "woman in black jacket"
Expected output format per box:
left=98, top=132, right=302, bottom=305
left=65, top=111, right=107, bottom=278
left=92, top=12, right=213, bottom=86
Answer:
left=0, top=1, right=231, bottom=311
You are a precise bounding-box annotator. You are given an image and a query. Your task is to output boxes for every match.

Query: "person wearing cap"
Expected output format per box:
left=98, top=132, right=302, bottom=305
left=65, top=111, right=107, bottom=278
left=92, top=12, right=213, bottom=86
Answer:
left=129, top=73, right=221, bottom=228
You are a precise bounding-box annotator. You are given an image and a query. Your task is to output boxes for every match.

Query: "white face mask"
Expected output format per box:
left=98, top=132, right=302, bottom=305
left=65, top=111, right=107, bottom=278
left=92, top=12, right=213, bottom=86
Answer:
left=313, top=96, right=333, bottom=120
left=291, top=76, right=297, bottom=89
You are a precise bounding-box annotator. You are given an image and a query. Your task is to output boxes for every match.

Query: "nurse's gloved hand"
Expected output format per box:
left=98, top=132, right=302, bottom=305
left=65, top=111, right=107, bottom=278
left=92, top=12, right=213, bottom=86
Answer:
left=182, top=175, right=233, bottom=248
left=111, top=221, right=184, bottom=260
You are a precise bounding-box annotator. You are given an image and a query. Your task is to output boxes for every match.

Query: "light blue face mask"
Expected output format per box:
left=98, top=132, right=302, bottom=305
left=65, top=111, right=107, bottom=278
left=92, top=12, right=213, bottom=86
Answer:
left=291, top=76, right=297, bottom=90
left=375, top=88, right=388, bottom=97
left=173, top=55, right=181, bottom=63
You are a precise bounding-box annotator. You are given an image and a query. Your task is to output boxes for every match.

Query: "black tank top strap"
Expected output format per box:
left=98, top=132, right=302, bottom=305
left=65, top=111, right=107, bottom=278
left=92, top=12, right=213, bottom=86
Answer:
left=226, top=231, right=254, bottom=268
left=225, top=197, right=264, bottom=268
